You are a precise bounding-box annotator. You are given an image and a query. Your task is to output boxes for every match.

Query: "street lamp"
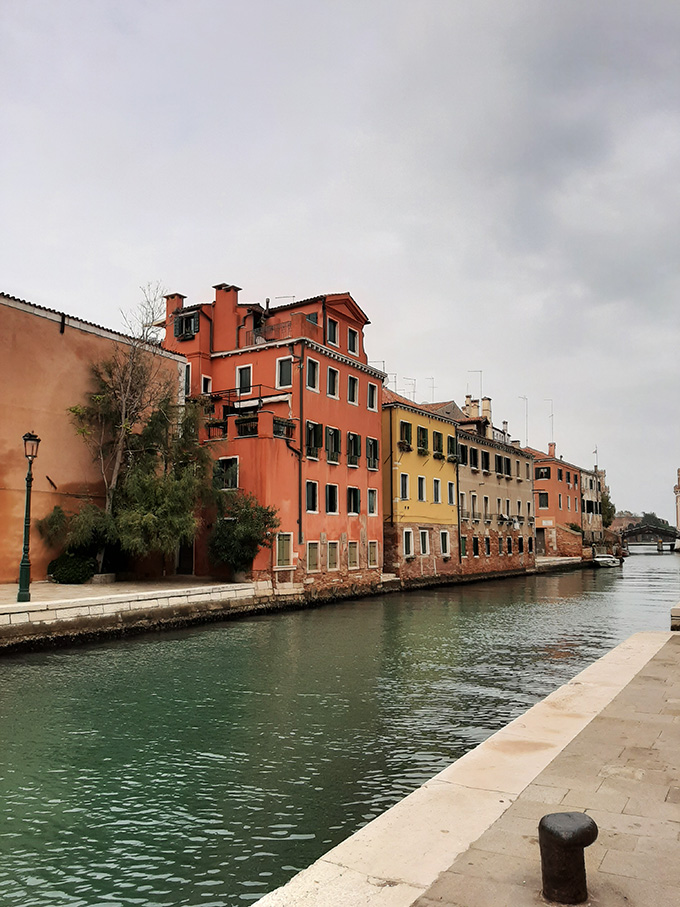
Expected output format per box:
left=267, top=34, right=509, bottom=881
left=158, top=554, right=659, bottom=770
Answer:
left=17, top=431, right=41, bottom=603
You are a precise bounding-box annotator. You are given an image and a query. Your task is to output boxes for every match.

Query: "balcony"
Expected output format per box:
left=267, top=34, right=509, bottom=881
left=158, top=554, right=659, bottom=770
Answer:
left=326, top=449, right=340, bottom=464
left=206, top=419, right=228, bottom=440
left=347, top=454, right=360, bottom=466
left=273, top=418, right=295, bottom=439
left=244, top=321, right=292, bottom=347
left=236, top=416, right=258, bottom=437
left=460, top=509, right=470, bottom=520
left=472, top=510, right=482, bottom=521
left=367, top=457, right=379, bottom=470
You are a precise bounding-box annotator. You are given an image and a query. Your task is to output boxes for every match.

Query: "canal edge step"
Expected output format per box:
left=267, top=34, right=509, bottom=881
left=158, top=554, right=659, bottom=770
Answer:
left=254, top=631, right=673, bottom=907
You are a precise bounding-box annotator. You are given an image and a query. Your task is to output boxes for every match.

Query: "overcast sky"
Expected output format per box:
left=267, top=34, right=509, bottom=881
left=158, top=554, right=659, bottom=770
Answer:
left=3, top=1, right=679, bottom=521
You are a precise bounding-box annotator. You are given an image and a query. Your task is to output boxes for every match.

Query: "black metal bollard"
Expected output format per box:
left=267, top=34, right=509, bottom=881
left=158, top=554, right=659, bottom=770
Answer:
left=538, top=812, right=598, bottom=904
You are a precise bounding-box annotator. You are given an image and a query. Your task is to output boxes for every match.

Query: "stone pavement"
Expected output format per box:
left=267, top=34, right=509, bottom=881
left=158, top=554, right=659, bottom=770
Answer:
left=256, top=632, right=680, bottom=907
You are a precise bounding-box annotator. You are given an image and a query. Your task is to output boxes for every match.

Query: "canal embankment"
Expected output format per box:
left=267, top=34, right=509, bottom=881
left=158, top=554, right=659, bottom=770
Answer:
left=255, top=630, right=680, bottom=907
left=0, top=556, right=587, bottom=651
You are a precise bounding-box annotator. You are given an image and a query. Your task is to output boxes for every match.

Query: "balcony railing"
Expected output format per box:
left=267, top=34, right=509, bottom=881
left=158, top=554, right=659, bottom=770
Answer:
left=236, top=416, right=258, bottom=437
left=472, top=510, right=482, bottom=521
left=244, top=321, right=292, bottom=347
left=326, top=449, right=340, bottom=464
left=367, top=457, right=379, bottom=470
left=273, top=418, right=295, bottom=439
left=460, top=509, right=470, bottom=520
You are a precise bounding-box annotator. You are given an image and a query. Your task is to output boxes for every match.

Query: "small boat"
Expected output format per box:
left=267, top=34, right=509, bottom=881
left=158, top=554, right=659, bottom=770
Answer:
left=594, top=555, right=621, bottom=568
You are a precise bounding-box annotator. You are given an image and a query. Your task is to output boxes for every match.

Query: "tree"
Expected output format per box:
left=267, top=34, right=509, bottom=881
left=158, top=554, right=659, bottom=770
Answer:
left=208, top=490, right=279, bottom=575
left=641, top=511, right=671, bottom=529
left=601, top=488, right=616, bottom=528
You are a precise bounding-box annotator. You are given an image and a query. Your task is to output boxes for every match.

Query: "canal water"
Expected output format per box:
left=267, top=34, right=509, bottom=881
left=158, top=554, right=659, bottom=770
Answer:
left=0, top=551, right=678, bottom=907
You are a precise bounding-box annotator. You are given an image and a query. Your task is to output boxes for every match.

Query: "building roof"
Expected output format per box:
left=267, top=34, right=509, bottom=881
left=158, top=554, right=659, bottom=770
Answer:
left=524, top=445, right=594, bottom=475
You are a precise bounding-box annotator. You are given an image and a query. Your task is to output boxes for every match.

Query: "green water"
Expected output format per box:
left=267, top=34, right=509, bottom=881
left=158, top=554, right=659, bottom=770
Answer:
left=0, top=552, right=677, bottom=906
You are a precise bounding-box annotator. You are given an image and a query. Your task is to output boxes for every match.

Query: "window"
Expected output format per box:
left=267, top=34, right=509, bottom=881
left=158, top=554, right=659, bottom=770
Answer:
left=527, top=501, right=532, bottom=517
left=558, top=468, right=563, bottom=481
left=325, top=484, right=339, bottom=514
left=459, top=491, right=466, bottom=517
left=325, top=426, right=341, bottom=464
left=348, top=328, right=359, bottom=354
left=484, top=536, right=491, bottom=556
left=504, top=457, right=512, bottom=476
left=433, top=478, right=441, bottom=504
left=306, top=358, right=319, bottom=391
left=417, top=426, right=429, bottom=453
left=567, top=496, right=571, bottom=511
left=306, top=311, right=318, bottom=324
left=276, top=533, right=293, bottom=567
left=528, top=536, right=533, bottom=553
left=472, top=536, right=479, bottom=557
left=276, top=357, right=293, bottom=388
left=516, top=460, right=520, bottom=477
left=458, top=443, right=468, bottom=466
left=184, top=363, right=191, bottom=397
left=558, top=493, right=563, bottom=510
left=174, top=310, right=199, bottom=339
left=348, top=541, right=359, bottom=568
left=307, top=541, right=320, bottom=572
left=507, top=537, right=513, bottom=555
left=400, top=473, right=409, bottom=500
left=216, top=457, right=238, bottom=489
left=481, top=450, right=490, bottom=472
left=574, top=474, right=579, bottom=487
left=469, top=447, right=479, bottom=470
left=471, top=493, right=478, bottom=519
left=403, top=529, right=414, bottom=558
left=538, top=492, right=549, bottom=509
left=461, top=536, right=467, bottom=557
left=518, top=536, right=524, bottom=554
left=306, top=421, right=323, bottom=458
left=448, top=481, right=455, bottom=505
left=499, top=537, right=504, bottom=555
left=440, top=530, right=450, bottom=557
left=526, top=462, right=531, bottom=479
left=574, top=497, right=578, bottom=512
left=368, top=488, right=378, bottom=515
left=447, top=435, right=456, bottom=460
left=327, top=541, right=339, bottom=570
left=483, top=496, right=490, bottom=520
left=347, top=487, right=360, bottom=514
left=399, top=421, right=412, bottom=446
left=348, top=375, right=359, bottom=404
left=368, top=540, right=379, bottom=568
left=327, top=367, right=339, bottom=398
left=202, top=375, right=212, bottom=395
left=327, top=317, right=338, bottom=346
left=367, top=383, right=378, bottom=411
left=417, top=476, right=426, bottom=501
left=536, top=466, right=551, bottom=480
left=517, top=500, right=522, bottom=516
left=566, top=471, right=572, bottom=486
left=306, top=481, right=318, bottom=513
left=506, top=499, right=511, bottom=515
left=419, top=529, right=429, bottom=555
left=495, top=454, right=503, bottom=474
left=366, top=437, right=379, bottom=470
left=347, top=432, right=361, bottom=466
left=433, top=431, right=443, bottom=456
left=497, top=497, right=502, bottom=517
left=236, top=365, right=251, bottom=395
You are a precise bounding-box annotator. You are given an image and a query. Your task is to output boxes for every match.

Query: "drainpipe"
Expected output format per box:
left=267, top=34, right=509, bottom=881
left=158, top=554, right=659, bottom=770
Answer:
left=200, top=308, right=214, bottom=353
left=455, top=427, right=462, bottom=564
left=388, top=407, right=394, bottom=524
left=297, top=341, right=305, bottom=544
left=321, top=297, right=327, bottom=345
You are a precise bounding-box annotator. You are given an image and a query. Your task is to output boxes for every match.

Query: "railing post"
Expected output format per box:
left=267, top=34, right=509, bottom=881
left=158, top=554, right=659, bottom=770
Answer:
left=539, top=812, right=598, bottom=904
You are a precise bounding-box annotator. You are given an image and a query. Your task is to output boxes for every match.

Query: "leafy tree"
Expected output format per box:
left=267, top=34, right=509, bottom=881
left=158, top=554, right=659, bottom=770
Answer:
left=209, top=490, right=279, bottom=575
left=601, top=488, right=616, bottom=528
left=641, top=511, right=671, bottom=529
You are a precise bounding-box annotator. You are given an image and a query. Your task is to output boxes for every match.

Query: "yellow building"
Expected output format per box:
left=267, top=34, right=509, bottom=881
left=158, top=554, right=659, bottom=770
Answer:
left=381, top=389, right=459, bottom=586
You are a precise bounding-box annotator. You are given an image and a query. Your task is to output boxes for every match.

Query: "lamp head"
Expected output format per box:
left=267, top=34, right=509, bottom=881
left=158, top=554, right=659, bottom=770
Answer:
left=22, top=432, right=40, bottom=462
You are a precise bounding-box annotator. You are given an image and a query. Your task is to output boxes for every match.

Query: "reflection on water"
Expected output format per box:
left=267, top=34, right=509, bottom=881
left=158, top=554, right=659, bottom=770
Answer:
left=0, top=552, right=677, bottom=906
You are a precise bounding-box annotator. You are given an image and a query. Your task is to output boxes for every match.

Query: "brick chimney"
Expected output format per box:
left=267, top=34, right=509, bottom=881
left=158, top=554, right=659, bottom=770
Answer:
left=548, top=442, right=556, bottom=458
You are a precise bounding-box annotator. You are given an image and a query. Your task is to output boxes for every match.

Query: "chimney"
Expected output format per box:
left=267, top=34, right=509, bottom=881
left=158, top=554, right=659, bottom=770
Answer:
left=464, top=394, right=472, bottom=416
left=548, top=442, right=556, bottom=458
left=164, top=292, right=186, bottom=325
left=471, top=398, right=480, bottom=418
left=481, top=396, right=492, bottom=423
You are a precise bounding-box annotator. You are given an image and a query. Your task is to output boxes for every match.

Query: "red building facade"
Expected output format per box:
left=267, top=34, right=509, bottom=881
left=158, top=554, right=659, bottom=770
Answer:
left=161, top=283, right=385, bottom=594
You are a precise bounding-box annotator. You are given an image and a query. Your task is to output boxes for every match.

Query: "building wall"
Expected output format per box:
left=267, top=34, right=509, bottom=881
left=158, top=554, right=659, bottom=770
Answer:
left=0, top=294, right=185, bottom=583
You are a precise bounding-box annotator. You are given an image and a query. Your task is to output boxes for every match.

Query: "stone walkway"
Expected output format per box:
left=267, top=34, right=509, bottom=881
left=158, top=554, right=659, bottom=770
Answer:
left=256, top=632, right=679, bottom=907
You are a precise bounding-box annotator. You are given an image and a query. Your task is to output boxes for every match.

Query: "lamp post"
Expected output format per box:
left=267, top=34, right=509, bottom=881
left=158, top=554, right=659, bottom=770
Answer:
left=17, top=432, right=41, bottom=603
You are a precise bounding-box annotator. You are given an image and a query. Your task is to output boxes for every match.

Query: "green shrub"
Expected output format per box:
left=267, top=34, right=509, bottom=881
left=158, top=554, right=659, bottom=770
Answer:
left=47, top=552, right=97, bottom=584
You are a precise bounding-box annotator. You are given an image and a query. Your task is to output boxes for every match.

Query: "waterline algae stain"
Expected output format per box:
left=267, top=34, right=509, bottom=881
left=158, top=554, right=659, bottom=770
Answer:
left=0, top=552, right=676, bottom=905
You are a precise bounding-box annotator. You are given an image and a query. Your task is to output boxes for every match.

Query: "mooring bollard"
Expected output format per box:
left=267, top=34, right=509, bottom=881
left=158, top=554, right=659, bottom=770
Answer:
left=538, top=812, right=598, bottom=904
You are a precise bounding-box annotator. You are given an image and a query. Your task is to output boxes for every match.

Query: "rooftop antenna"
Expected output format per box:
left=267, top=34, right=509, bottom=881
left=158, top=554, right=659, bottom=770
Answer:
left=519, top=395, right=528, bottom=447
left=468, top=370, right=483, bottom=401
left=274, top=295, right=295, bottom=302
left=427, top=377, right=436, bottom=402
left=403, top=377, right=416, bottom=401
left=544, top=398, right=554, bottom=444
left=386, top=372, right=397, bottom=389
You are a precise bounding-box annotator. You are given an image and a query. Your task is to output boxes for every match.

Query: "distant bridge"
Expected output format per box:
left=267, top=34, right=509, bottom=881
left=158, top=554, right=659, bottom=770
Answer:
left=622, top=523, right=680, bottom=551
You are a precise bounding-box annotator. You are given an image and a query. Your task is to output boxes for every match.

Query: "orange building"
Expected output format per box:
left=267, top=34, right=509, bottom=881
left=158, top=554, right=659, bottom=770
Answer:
left=160, top=284, right=385, bottom=593
left=0, top=292, right=186, bottom=584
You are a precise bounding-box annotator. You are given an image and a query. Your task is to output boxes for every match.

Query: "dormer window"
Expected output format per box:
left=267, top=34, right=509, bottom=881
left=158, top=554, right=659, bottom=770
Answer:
left=348, top=328, right=359, bottom=355
left=173, top=311, right=199, bottom=340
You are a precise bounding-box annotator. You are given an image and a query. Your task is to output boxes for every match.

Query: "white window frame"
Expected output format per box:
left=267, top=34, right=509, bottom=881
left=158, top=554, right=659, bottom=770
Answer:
left=417, top=476, right=426, bottom=502
left=325, top=483, right=339, bottom=515
left=307, top=541, right=320, bottom=573
left=403, top=528, right=414, bottom=558
left=216, top=456, right=239, bottom=490
left=236, top=365, right=252, bottom=396
left=347, top=375, right=359, bottom=405
left=305, top=480, right=319, bottom=513
left=347, top=327, right=359, bottom=355
left=433, top=478, right=441, bottom=504
left=347, top=486, right=360, bottom=515
left=327, top=366, right=339, bottom=399
left=448, top=481, right=455, bottom=506
left=367, top=382, right=378, bottom=411
left=368, top=540, right=379, bottom=568
left=400, top=473, right=409, bottom=500
left=184, top=363, right=192, bottom=397
left=367, top=488, right=378, bottom=515
left=327, top=317, right=339, bottom=347
left=327, top=540, right=339, bottom=571
left=202, top=374, right=212, bottom=395
left=440, top=530, right=450, bottom=557
left=419, top=529, right=429, bottom=555
left=348, top=540, right=359, bottom=570
left=306, top=357, right=320, bottom=392
left=275, top=532, right=293, bottom=568
left=276, top=356, right=293, bottom=389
